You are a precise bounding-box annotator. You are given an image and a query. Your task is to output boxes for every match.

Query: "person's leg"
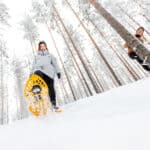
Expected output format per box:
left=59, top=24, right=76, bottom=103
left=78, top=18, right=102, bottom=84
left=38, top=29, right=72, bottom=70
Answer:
left=38, top=72, right=56, bottom=106
left=47, top=79, right=62, bottom=111
left=136, top=55, right=143, bottom=64
left=142, top=65, right=150, bottom=71
left=128, top=52, right=137, bottom=59
left=132, top=54, right=150, bottom=71
left=33, top=70, right=57, bottom=106
left=128, top=52, right=144, bottom=64
left=47, top=78, right=56, bottom=106
left=34, top=70, right=44, bottom=78
left=34, top=70, right=54, bottom=102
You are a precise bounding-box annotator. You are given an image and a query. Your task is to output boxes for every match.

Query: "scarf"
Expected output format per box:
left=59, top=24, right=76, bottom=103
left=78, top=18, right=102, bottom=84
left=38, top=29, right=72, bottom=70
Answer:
left=38, top=50, right=49, bottom=56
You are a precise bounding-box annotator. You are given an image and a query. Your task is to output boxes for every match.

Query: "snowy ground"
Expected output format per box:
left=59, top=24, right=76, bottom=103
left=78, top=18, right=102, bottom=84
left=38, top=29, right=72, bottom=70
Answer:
left=1, top=77, right=150, bottom=150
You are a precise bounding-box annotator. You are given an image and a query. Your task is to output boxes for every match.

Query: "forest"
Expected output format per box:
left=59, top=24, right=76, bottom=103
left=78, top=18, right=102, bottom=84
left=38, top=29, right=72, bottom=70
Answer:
left=0, top=0, right=150, bottom=125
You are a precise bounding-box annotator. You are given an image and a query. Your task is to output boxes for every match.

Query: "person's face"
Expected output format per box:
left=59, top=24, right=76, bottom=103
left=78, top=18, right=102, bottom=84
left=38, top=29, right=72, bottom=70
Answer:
left=136, top=28, right=144, bottom=36
left=39, top=44, right=47, bottom=50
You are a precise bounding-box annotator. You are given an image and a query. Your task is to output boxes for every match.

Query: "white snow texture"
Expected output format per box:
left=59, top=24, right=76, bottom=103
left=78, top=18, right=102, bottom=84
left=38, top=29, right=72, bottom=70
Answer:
left=0, top=77, right=150, bottom=150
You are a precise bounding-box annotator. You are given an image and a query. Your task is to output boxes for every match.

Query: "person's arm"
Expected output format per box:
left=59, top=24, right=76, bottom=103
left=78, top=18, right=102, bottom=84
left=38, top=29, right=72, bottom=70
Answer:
left=124, top=42, right=128, bottom=48
left=51, top=55, right=61, bottom=79
left=124, top=42, right=132, bottom=54
left=141, top=38, right=144, bottom=43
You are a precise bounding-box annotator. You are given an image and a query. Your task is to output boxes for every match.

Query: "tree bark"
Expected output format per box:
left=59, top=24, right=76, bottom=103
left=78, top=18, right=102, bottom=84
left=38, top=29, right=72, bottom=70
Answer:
left=88, top=16, right=141, bottom=81
left=46, top=23, right=77, bottom=101
left=117, top=5, right=150, bottom=39
left=54, top=17, right=93, bottom=96
left=64, top=0, right=123, bottom=86
left=54, top=6, right=101, bottom=93
left=89, top=0, right=150, bottom=63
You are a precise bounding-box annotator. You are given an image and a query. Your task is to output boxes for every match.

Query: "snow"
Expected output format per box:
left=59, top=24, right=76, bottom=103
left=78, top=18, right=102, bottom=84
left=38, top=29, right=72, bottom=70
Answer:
left=1, top=77, right=150, bottom=150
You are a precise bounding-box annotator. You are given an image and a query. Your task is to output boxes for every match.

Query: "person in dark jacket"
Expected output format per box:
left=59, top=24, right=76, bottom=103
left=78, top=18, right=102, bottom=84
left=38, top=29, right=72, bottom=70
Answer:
left=30, top=41, right=62, bottom=112
left=124, top=27, right=144, bottom=62
left=124, top=27, right=150, bottom=71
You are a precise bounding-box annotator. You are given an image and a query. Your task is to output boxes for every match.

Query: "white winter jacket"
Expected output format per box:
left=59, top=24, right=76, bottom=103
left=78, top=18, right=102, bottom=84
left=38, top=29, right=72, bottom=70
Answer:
left=30, top=50, right=61, bottom=79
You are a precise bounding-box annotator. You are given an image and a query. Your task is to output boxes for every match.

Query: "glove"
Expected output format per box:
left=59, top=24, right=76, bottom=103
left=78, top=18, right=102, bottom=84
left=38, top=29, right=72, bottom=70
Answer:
left=57, top=73, right=61, bottom=79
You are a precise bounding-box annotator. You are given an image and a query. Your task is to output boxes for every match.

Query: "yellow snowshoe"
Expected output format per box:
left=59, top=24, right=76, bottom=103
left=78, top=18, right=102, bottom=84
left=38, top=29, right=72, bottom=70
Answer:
left=24, top=74, right=51, bottom=116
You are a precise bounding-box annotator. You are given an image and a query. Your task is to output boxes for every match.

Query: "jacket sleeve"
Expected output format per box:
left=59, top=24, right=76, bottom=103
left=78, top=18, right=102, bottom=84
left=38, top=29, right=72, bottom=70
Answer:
left=29, top=55, right=36, bottom=75
left=51, top=55, right=61, bottom=74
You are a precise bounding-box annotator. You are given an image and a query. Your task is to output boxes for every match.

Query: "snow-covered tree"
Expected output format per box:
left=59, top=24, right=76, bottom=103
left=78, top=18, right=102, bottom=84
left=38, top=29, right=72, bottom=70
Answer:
left=20, top=14, right=39, bottom=54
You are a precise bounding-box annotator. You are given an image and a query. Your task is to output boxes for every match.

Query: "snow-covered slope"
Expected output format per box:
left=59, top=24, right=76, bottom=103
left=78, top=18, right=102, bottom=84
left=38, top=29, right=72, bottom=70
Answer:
left=1, top=77, right=150, bottom=150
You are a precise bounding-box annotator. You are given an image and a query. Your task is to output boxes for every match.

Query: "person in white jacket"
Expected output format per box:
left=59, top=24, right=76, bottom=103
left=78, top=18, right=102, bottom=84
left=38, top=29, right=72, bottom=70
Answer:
left=30, top=41, right=61, bottom=112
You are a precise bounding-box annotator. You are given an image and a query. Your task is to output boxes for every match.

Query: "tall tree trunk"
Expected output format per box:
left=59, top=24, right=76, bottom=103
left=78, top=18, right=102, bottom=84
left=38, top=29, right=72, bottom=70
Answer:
left=117, top=5, right=150, bottom=39
left=30, top=41, right=35, bottom=55
left=89, top=0, right=150, bottom=63
left=64, top=0, right=123, bottom=86
left=46, top=23, right=77, bottom=101
left=16, top=74, right=25, bottom=119
left=59, top=78, right=70, bottom=104
left=54, top=17, right=93, bottom=96
left=76, top=40, right=104, bottom=91
left=88, top=16, right=141, bottom=81
left=0, top=47, right=3, bottom=124
left=132, top=0, right=150, bottom=23
left=54, top=6, right=101, bottom=93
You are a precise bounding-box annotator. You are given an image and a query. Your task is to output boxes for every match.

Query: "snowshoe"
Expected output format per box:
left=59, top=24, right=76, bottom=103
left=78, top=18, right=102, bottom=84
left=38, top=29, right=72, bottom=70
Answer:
left=24, top=74, right=51, bottom=116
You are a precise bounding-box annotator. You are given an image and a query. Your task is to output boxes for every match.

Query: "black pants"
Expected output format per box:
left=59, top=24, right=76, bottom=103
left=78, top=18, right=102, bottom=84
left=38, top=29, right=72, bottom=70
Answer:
left=34, top=70, right=56, bottom=106
left=128, top=52, right=150, bottom=71
left=128, top=52, right=143, bottom=64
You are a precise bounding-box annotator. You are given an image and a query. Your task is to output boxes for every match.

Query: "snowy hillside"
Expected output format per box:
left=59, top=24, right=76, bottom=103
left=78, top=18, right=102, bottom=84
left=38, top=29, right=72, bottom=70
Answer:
left=0, top=77, right=150, bottom=150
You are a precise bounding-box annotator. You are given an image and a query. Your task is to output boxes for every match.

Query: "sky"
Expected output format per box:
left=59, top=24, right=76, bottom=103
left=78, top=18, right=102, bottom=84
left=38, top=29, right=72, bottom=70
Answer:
left=4, top=0, right=33, bottom=59
left=3, top=0, right=68, bottom=60
left=2, top=0, right=94, bottom=61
